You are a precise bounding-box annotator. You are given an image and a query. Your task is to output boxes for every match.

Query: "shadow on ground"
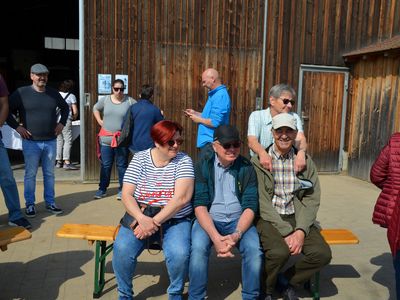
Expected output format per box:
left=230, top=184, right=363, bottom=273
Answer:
left=0, top=250, right=92, bottom=300
left=371, top=252, right=396, bottom=300
left=99, top=248, right=242, bottom=299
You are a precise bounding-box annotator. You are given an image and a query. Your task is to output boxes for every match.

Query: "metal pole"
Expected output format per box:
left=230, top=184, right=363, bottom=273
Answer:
left=260, top=0, right=268, bottom=106
left=79, top=0, right=85, bottom=181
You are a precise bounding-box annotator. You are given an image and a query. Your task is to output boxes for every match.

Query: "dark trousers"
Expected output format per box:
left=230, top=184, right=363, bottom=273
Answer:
left=256, top=216, right=332, bottom=294
left=198, top=143, right=213, bottom=160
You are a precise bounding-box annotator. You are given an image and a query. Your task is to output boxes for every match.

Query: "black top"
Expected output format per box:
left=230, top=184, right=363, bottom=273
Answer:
left=7, top=85, right=69, bottom=141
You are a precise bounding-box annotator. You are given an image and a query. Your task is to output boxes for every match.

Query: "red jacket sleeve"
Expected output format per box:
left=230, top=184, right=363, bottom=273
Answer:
left=370, top=143, right=390, bottom=189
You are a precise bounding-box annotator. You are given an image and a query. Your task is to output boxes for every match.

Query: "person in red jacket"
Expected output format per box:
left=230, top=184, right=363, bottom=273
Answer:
left=370, top=132, right=400, bottom=299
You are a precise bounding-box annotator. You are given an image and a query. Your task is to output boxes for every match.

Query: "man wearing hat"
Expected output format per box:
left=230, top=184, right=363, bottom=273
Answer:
left=6, top=63, right=69, bottom=218
left=189, top=124, right=263, bottom=300
left=251, top=113, right=331, bottom=300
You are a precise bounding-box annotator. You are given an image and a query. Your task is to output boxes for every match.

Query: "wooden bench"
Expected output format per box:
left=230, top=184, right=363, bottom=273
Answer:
left=0, top=226, right=32, bottom=251
left=56, top=224, right=358, bottom=299
left=56, top=223, right=119, bottom=298
left=308, top=228, right=359, bottom=300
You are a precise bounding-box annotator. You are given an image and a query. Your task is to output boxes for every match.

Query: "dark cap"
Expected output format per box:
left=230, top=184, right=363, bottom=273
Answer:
left=30, top=63, right=49, bottom=74
left=213, top=124, right=240, bottom=144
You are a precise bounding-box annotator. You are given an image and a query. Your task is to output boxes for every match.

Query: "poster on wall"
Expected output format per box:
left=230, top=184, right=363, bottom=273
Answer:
left=115, top=74, right=128, bottom=94
left=98, top=74, right=112, bottom=94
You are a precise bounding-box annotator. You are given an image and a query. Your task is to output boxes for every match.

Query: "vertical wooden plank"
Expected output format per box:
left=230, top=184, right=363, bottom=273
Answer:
left=310, top=0, right=319, bottom=64
left=331, top=0, right=340, bottom=64
left=321, top=0, right=330, bottom=63
left=344, top=0, right=353, bottom=50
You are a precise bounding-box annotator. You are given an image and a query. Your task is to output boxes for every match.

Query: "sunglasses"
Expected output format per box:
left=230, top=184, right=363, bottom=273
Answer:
left=279, top=98, right=295, bottom=105
left=220, top=141, right=241, bottom=149
left=113, top=87, right=125, bottom=92
left=167, top=138, right=184, bottom=147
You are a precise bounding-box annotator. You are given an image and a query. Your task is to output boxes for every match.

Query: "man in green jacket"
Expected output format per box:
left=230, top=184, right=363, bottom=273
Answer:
left=189, top=124, right=263, bottom=300
left=251, top=113, right=331, bottom=300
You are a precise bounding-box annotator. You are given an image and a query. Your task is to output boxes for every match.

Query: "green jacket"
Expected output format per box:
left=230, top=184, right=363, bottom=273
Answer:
left=193, top=154, right=259, bottom=214
left=251, top=150, right=321, bottom=236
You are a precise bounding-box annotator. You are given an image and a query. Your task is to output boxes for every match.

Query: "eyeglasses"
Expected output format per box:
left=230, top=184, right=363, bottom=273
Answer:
left=167, top=138, right=184, bottom=147
left=113, top=87, right=125, bottom=92
left=220, top=141, right=241, bottom=149
left=279, top=98, right=295, bottom=106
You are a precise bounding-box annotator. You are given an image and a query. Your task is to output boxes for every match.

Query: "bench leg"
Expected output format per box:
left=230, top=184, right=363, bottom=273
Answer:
left=312, top=271, right=320, bottom=300
left=93, top=241, right=114, bottom=298
left=93, top=241, right=106, bottom=298
left=304, top=271, right=320, bottom=300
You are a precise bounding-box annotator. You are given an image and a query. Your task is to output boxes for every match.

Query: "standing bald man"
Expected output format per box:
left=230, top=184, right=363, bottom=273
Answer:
left=184, top=68, right=231, bottom=159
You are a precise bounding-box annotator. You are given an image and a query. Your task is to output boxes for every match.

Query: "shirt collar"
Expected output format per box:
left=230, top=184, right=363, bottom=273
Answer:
left=271, top=144, right=295, bottom=160
left=214, top=154, right=233, bottom=169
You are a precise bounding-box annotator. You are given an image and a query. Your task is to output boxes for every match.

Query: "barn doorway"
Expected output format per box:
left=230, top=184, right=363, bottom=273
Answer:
left=298, top=64, right=349, bottom=173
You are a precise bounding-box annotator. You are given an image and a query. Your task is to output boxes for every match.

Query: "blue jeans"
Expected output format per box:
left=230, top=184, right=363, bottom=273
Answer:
left=0, top=139, right=23, bottom=221
left=22, top=139, right=56, bottom=206
left=394, top=250, right=400, bottom=299
left=99, top=144, right=128, bottom=192
left=189, top=219, right=263, bottom=300
left=113, top=218, right=191, bottom=300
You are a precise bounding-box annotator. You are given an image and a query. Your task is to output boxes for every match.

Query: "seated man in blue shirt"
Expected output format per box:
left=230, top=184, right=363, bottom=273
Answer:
left=189, top=124, right=263, bottom=300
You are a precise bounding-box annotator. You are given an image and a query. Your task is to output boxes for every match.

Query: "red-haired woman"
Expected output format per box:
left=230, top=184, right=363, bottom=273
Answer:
left=112, top=120, right=194, bottom=300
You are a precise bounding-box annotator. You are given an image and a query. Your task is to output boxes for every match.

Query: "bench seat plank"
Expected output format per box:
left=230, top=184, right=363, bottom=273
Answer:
left=320, top=229, right=359, bottom=244
left=56, top=224, right=117, bottom=242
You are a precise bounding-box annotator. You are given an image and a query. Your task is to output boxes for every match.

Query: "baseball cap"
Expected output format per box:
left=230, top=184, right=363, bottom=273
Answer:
left=213, top=124, right=240, bottom=144
left=272, top=113, right=297, bottom=130
left=30, top=63, right=49, bottom=74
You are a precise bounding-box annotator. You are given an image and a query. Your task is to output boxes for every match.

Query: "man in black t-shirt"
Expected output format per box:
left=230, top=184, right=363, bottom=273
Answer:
left=7, top=63, right=69, bottom=218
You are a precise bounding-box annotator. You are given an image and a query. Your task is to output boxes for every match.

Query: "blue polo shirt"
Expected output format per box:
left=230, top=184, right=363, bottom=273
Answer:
left=197, top=85, right=231, bottom=148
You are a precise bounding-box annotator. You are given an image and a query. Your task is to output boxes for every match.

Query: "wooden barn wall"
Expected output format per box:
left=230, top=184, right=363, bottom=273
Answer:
left=83, top=0, right=264, bottom=181
left=347, top=55, right=400, bottom=180
left=263, top=0, right=400, bottom=178
left=263, top=0, right=400, bottom=95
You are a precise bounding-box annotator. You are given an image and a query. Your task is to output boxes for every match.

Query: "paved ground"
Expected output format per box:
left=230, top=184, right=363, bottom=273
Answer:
left=0, top=172, right=395, bottom=299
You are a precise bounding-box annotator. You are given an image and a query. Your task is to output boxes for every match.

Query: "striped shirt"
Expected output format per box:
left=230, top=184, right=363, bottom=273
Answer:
left=123, top=148, right=194, bottom=218
left=269, top=145, right=296, bottom=215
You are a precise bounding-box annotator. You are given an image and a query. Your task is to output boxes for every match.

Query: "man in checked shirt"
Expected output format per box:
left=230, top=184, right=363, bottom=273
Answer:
left=251, top=113, right=331, bottom=300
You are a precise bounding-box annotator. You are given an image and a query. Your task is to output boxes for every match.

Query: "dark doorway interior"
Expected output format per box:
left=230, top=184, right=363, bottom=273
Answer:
left=1, top=0, right=79, bottom=165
